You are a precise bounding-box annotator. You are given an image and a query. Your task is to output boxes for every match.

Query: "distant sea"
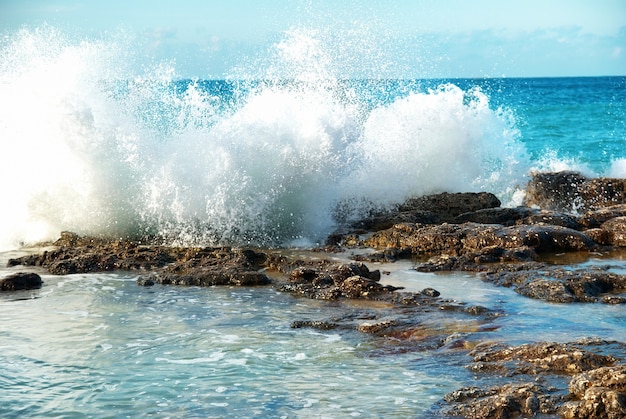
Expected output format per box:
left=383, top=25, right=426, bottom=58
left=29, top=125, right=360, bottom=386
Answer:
left=0, top=26, right=625, bottom=418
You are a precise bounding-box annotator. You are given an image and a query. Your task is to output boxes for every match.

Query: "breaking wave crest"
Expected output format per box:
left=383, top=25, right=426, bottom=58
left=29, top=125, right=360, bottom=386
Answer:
left=0, top=26, right=529, bottom=250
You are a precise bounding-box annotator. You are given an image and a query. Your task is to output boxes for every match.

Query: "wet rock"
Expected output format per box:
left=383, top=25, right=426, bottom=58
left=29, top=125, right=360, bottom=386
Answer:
left=365, top=222, right=596, bottom=257
left=420, top=287, right=440, bottom=297
left=442, top=383, right=559, bottom=418
left=597, top=217, right=626, bottom=246
left=578, top=204, right=626, bottom=228
left=454, top=207, right=535, bottom=226
left=468, top=341, right=617, bottom=376
left=278, top=261, right=402, bottom=300
left=357, top=319, right=398, bottom=334
left=561, top=365, right=626, bottom=419
left=441, top=339, right=625, bottom=417
left=524, top=171, right=626, bottom=212
left=484, top=267, right=626, bottom=304
left=398, top=192, right=502, bottom=220
left=0, top=272, right=43, bottom=291
left=144, top=268, right=270, bottom=287
left=291, top=320, right=338, bottom=330
left=518, top=211, right=583, bottom=230
left=8, top=234, right=271, bottom=287
left=347, top=192, right=501, bottom=231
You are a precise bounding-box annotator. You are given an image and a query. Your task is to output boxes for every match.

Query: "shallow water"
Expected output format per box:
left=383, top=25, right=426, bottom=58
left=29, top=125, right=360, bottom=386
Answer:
left=1, top=250, right=624, bottom=417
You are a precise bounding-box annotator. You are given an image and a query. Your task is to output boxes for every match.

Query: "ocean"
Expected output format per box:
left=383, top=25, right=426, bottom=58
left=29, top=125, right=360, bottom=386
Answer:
left=1, top=26, right=625, bottom=417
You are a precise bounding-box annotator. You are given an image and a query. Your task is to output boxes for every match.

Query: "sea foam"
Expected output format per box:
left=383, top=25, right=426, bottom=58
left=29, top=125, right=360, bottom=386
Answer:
left=0, top=26, right=530, bottom=250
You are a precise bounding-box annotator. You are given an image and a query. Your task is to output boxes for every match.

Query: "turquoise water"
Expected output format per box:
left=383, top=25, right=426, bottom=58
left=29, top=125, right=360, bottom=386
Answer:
left=1, top=253, right=625, bottom=418
left=0, top=268, right=463, bottom=418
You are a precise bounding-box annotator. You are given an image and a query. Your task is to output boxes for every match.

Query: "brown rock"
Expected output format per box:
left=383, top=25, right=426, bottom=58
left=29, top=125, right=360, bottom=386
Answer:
left=524, top=171, right=626, bottom=212
left=0, top=272, right=43, bottom=291
left=561, top=366, right=626, bottom=419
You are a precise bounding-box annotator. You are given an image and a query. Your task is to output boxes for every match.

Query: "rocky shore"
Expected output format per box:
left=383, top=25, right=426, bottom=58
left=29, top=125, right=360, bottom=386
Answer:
left=4, top=171, right=626, bottom=418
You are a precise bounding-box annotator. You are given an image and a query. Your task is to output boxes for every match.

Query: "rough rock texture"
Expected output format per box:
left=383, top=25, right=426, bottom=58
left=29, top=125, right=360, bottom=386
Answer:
left=442, top=383, right=560, bottom=418
left=561, top=365, right=626, bottom=418
left=524, top=171, right=626, bottom=211
left=0, top=272, right=43, bottom=291
left=9, top=232, right=271, bottom=287
left=482, top=267, right=626, bottom=304
left=468, top=341, right=617, bottom=375
left=440, top=340, right=626, bottom=418
left=347, top=192, right=501, bottom=231
left=364, top=222, right=596, bottom=256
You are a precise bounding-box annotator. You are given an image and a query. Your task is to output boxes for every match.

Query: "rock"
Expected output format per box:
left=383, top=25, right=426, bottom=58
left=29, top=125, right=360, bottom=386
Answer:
left=278, top=261, right=402, bottom=300
left=599, top=217, right=626, bottom=246
left=524, top=171, right=626, bottom=212
left=141, top=267, right=270, bottom=287
left=578, top=204, right=626, bottom=228
left=357, top=319, right=398, bottom=334
left=365, top=222, right=596, bottom=257
left=397, top=192, right=502, bottom=220
left=468, top=341, right=617, bottom=375
left=347, top=192, right=501, bottom=231
left=291, top=320, right=338, bottom=330
left=454, top=207, right=535, bottom=226
left=441, top=340, right=625, bottom=418
left=484, top=267, right=626, bottom=304
left=441, top=383, right=559, bottom=418
left=0, top=272, right=43, bottom=291
left=561, top=365, right=626, bottom=419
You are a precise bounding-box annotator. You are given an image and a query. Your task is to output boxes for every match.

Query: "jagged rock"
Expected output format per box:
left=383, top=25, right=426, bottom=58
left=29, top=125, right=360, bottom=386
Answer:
left=442, top=383, right=559, bottom=418
left=357, top=319, right=398, bottom=334
left=365, top=222, right=596, bottom=256
left=468, top=341, right=617, bottom=375
left=278, top=261, right=402, bottom=300
left=348, top=192, right=501, bottom=231
left=291, top=320, right=338, bottom=330
left=578, top=204, right=626, bottom=228
left=0, top=272, right=43, bottom=291
left=524, top=171, right=626, bottom=211
left=561, top=365, right=626, bottom=419
left=484, top=267, right=626, bottom=304
left=454, top=207, right=535, bottom=225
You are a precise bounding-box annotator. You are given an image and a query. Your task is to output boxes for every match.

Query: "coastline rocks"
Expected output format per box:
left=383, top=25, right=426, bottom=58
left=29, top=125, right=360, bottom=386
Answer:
left=524, top=171, right=626, bottom=211
left=0, top=272, right=43, bottom=291
left=364, top=222, right=596, bottom=257
left=347, top=192, right=501, bottom=231
left=483, top=267, right=626, bottom=304
left=276, top=261, right=402, bottom=300
left=8, top=237, right=271, bottom=287
left=440, top=340, right=625, bottom=418
left=561, top=365, right=626, bottom=418
left=442, top=383, right=559, bottom=418
left=138, top=247, right=270, bottom=286
left=467, top=341, right=617, bottom=375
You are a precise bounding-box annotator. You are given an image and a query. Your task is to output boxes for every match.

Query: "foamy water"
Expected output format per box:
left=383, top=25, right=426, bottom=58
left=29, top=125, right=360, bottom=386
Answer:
left=0, top=26, right=532, bottom=250
left=1, top=26, right=625, bottom=251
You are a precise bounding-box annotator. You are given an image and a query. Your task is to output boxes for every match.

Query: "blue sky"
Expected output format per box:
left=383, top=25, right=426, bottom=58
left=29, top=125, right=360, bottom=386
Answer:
left=1, top=0, right=625, bottom=78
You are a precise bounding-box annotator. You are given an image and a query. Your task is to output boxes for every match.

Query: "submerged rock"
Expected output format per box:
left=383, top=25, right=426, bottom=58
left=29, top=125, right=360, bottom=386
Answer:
left=0, top=272, right=43, bottom=291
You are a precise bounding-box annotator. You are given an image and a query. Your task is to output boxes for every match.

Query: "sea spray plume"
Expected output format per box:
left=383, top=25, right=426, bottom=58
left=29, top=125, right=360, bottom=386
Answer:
left=337, top=83, right=528, bottom=221
left=0, top=26, right=151, bottom=250
left=0, top=25, right=531, bottom=250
